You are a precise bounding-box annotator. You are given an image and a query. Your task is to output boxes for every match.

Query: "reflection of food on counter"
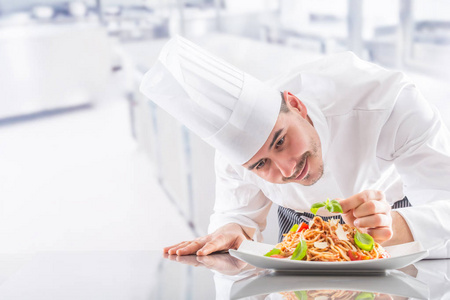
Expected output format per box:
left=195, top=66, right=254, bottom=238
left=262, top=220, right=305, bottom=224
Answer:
left=280, top=290, right=388, bottom=300
left=265, top=216, right=390, bottom=261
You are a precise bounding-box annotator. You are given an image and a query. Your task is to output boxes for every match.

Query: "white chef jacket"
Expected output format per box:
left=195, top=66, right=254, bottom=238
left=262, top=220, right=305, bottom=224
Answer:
left=207, top=52, right=450, bottom=259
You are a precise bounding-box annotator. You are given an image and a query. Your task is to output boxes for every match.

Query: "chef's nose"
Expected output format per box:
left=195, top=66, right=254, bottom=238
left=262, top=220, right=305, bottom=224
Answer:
left=274, top=158, right=297, bottom=178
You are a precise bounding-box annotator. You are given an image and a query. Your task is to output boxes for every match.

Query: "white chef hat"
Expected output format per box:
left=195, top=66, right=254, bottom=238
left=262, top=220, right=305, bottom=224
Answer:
left=139, top=35, right=281, bottom=165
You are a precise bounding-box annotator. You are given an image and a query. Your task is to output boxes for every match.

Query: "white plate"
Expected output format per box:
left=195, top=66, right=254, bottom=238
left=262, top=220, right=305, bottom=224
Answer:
left=230, top=269, right=429, bottom=300
left=229, top=240, right=429, bottom=273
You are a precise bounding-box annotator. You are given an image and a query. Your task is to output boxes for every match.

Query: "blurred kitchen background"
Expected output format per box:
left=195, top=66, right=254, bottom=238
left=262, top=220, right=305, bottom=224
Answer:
left=0, top=0, right=449, bottom=285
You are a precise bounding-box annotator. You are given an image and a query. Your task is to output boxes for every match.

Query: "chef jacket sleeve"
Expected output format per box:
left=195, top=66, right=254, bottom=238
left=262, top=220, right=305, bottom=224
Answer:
left=208, top=151, right=272, bottom=242
left=378, top=85, right=450, bottom=258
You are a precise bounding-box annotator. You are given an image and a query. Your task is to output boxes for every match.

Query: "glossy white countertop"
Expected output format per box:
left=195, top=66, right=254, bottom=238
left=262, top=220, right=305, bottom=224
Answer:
left=0, top=250, right=448, bottom=299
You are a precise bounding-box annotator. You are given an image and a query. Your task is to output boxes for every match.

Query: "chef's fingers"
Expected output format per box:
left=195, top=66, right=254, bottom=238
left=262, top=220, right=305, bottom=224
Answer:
left=354, top=213, right=392, bottom=229
left=168, top=241, right=199, bottom=255
left=196, top=234, right=230, bottom=256
left=367, top=227, right=394, bottom=244
left=339, top=190, right=385, bottom=214
left=163, top=243, right=179, bottom=253
left=164, top=241, right=191, bottom=254
left=175, top=240, right=207, bottom=255
left=353, top=199, right=391, bottom=219
left=342, top=209, right=356, bottom=226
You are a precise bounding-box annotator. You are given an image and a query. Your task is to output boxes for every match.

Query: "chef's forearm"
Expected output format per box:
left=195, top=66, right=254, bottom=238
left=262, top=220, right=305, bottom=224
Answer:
left=381, top=211, right=414, bottom=246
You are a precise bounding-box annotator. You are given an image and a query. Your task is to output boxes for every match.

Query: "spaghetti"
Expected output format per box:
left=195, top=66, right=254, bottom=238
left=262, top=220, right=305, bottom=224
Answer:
left=272, top=216, right=389, bottom=261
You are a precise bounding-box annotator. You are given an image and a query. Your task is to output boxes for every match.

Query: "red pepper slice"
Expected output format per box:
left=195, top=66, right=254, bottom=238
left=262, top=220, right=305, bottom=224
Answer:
left=296, top=222, right=309, bottom=233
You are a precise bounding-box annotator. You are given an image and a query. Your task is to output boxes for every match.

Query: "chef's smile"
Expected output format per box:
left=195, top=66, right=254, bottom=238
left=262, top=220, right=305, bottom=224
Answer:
left=283, top=152, right=310, bottom=182
left=296, top=158, right=309, bottom=181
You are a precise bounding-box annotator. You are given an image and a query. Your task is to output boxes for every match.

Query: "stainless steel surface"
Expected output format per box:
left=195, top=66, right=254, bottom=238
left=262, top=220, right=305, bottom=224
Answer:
left=0, top=250, right=448, bottom=299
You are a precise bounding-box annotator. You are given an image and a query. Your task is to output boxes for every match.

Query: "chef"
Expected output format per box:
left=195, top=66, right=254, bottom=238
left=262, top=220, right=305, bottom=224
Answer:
left=140, top=36, right=450, bottom=259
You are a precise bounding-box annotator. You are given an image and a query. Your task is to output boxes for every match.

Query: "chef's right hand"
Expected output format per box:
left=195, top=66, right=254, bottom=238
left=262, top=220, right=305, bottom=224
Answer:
left=163, top=223, right=251, bottom=256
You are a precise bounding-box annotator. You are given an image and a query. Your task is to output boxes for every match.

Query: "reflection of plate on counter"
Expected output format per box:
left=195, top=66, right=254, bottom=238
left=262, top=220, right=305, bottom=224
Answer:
left=229, top=240, right=428, bottom=273
left=230, top=269, right=429, bottom=300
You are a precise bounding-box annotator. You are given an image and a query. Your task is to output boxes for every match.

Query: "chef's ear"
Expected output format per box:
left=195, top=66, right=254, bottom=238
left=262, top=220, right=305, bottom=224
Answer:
left=283, top=91, right=307, bottom=118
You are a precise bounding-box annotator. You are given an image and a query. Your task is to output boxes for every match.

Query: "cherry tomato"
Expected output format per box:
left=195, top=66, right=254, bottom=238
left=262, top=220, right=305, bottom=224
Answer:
left=296, top=222, right=309, bottom=233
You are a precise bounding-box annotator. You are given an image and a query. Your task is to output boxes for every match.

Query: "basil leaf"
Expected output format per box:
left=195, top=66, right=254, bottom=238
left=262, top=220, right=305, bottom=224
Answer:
left=264, top=248, right=281, bottom=257
left=355, top=292, right=375, bottom=300
left=294, top=290, right=308, bottom=300
left=329, top=199, right=343, bottom=213
left=354, top=230, right=374, bottom=251
left=311, top=198, right=343, bottom=215
left=291, top=239, right=307, bottom=260
left=310, top=202, right=325, bottom=215
left=289, top=224, right=299, bottom=233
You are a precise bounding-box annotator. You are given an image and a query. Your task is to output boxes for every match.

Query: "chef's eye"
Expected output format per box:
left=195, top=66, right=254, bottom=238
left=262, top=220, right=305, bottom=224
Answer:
left=256, top=159, right=267, bottom=170
left=275, top=136, right=285, bottom=148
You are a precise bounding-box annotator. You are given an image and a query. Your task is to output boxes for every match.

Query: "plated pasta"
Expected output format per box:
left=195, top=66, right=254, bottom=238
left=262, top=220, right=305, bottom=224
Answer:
left=264, top=216, right=390, bottom=262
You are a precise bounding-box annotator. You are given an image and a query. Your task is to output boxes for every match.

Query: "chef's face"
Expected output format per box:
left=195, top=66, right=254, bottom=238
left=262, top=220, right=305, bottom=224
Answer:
left=243, top=92, right=324, bottom=185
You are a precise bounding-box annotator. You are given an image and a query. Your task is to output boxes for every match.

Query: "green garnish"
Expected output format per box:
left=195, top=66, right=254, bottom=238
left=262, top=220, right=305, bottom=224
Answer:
left=355, top=292, right=375, bottom=300
left=354, top=230, right=374, bottom=251
left=289, top=223, right=299, bottom=233
left=310, top=202, right=325, bottom=215
left=294, top=290, right=308, bottom=300
left=264, top=248, right=281, bottom=257
left=327, top=199, right=343, bottom=213
left=291, top=239, right=307, bottom=261
left=310, top=198, right=343, bottom=215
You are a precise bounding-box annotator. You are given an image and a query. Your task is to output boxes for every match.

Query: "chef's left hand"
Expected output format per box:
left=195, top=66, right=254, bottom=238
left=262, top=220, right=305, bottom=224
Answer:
left=338, top=190, right=393, bottom=243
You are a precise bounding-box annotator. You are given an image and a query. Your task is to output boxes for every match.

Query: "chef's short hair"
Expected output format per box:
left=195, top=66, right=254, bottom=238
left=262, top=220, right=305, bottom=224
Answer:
left=280, top=92, right=289, bottom=113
